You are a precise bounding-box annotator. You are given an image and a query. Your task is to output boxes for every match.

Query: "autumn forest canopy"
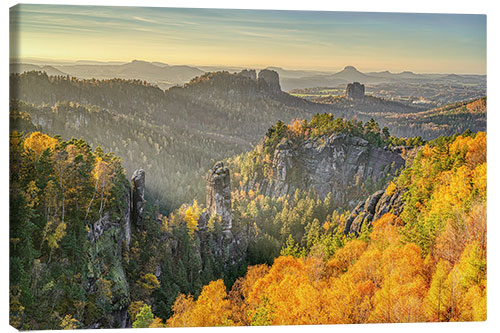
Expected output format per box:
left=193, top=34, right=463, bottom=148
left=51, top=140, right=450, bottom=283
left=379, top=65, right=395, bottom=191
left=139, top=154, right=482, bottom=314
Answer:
left=9, top=68, right=486, bottom=329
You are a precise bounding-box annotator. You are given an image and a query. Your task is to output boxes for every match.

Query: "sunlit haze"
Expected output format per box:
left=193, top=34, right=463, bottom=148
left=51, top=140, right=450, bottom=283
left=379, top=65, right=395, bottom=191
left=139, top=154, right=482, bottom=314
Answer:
left=10, top=4, right=486, bottom=74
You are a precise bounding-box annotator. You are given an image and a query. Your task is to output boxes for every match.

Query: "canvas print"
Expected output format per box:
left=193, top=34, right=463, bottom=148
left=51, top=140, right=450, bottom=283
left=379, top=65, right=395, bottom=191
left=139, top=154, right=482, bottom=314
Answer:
left=9, top=4, right=486, bottom=330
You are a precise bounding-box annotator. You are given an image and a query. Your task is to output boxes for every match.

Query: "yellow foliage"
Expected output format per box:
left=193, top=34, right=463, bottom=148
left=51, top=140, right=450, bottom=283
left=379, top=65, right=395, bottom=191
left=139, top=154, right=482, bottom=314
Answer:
left=449, top=135, right=474, bottom=157
left=326, top=240, right=367, bottom=277
left=472, top=162, right=486, bottom=201
left=24, top=180, right=40, bottom=208
left=91, top=157, right=113, bottom=194
left=435, top=202, right=486, bottom=266
left=422, top=145, right=433, bottom=158
left=137, top=273, right=160, bottom=296
left=24, top=131, right=58, bottom=163
left=385, top=181, right=397, bottom=196
left=370, top=213, right=402, bottom=249
left=149, top=317, right=165, bottom=328
left=183, top=201, right=201, bottom=235
left=46, top=221, right=67, bottom=250
left=60, top=314, right=80, bottom=330
left=460, top=285, right=486, bottom=321
left=128, top=301, right=145, bottom=322
left=466, top=132, right=486, bottom=168
left=423, top=260, right=452, bottom=321
left=167, top=279, right=232, bottom=327
left=166, top=294, right=195, bottom=327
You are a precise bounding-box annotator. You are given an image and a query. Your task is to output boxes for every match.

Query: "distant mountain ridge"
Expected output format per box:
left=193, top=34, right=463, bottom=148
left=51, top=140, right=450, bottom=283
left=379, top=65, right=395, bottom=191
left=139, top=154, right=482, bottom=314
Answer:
left=10, top=60, right=486, bottom=92
left=10, top=60, right=204, bottom=90
left=10, top=63, right=68, bottom=77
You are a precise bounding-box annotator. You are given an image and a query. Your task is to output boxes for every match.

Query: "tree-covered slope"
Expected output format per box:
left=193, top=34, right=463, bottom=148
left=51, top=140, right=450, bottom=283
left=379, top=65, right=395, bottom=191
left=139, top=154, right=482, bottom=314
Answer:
left=10, top=130, right=131, bottom=329
left=10, top=71, right=339, bottom=212
left=165, top=131, right=486, bottom=326
left=379, top=97, right=487, bottom=139
left=9, top=111, right=486, bottom=328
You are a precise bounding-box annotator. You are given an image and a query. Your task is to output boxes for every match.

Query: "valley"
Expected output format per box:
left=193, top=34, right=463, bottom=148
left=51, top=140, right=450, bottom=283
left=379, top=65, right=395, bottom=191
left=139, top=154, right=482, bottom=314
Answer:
left=8, top=5, right=488, bottom=330
left=9, top=67, right=487, bottom=329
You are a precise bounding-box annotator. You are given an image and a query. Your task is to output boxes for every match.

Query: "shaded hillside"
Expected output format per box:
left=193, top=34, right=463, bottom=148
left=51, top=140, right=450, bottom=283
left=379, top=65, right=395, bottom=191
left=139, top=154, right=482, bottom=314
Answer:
left=375, top=97, right=486, bottom=138
left=10, top=70, right=340, bottom=211
left=294, top=89, right=486, bottom=140
left=10, top=63, right=68, bottom=77
left=312, top=94, right=425, bottom=114
left=10, top=70, right=486, bottom=210
left=11, top=60, right=204, bottom=90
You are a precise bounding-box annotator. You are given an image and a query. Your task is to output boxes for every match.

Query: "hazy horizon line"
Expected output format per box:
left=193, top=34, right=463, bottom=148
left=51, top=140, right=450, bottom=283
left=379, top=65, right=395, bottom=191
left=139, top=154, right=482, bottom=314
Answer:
left=10, top=57, right=487, bottom=76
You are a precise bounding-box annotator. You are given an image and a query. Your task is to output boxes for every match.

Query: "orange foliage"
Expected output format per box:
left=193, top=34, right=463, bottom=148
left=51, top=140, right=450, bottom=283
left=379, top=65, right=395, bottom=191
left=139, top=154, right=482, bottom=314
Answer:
left=466, top=132, right=486, bottom=168
left=166, top=294, right=195, bottom=327
left=288, top=119, right=305, bottom=137
left=163, top=133, right=486, bottom=326
left=435, top=202, right=486, bottom=266
left=370, top=213, right=403, bottom=249
left=167, top=279, right=232, bottom=327
left=326, top=240, right=367, bottom=277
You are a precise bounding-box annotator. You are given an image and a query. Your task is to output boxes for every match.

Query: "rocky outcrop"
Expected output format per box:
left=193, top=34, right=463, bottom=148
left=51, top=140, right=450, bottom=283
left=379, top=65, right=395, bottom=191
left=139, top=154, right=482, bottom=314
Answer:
left=202, top=162, right=249, bottom=267
left=344, top=186, right=406, bottom=234
left=248, top=133, right=405, bottom=208
left=258, top=69, right=281, bottom=93
left=238, top=69, right=257, bottom=80
left=131, top=169, right=145, bottom=227
left=206, top=162, right=232, bottom=230
left=86, top=180, right=131, bottom=328
left=346, top=82, right=365, bottom=100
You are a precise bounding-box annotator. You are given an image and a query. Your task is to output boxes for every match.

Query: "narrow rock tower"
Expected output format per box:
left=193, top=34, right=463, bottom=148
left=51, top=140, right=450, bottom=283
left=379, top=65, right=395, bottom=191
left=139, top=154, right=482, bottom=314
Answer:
left=131, top=169, right=145, bottom=227
left=346, top=82, right=365, bottom=100
left=206, top=161, right=232, bottom=230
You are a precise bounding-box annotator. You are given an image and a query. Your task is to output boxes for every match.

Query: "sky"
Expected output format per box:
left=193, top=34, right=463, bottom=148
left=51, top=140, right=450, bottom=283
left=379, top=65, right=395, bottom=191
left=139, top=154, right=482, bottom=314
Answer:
left=9, top=4, right=487, bottom=74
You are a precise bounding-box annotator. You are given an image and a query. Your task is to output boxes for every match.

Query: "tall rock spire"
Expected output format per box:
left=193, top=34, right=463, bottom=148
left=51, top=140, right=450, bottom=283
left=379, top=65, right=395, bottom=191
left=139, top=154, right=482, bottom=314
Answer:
left=131, top=169, right=145, bottom=227
left=206, top=161, right=232, bottom=230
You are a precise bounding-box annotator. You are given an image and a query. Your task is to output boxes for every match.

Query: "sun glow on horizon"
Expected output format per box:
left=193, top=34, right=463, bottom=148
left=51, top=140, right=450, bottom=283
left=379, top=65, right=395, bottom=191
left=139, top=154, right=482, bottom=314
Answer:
left=10, top=4, right=487, bottom=74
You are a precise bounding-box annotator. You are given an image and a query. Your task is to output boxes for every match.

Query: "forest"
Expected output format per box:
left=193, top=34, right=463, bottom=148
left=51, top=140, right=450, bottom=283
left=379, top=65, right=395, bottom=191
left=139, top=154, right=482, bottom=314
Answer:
left=10, top=71, right=334, bottom=212
left=7, top=3, right=489, bottom=329
left=8, top=68, right=487, bottom=330
left=164, top=130, right=487, bottom=326
left=10, top=108, right=486, bottom=328
left=10, top=71, right=486, bottom=212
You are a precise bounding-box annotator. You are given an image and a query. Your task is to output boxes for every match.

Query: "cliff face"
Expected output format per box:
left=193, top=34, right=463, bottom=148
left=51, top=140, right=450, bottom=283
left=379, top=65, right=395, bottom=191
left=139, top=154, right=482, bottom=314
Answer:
left=131, top=169, right=146, bottom=227
left=343, top=187, right=406, bottom=235
left=86, top=179, right=132, bottom=328
left=258, top=69, right=281, bottom=93
left=246, top=133, right=405, bottom=208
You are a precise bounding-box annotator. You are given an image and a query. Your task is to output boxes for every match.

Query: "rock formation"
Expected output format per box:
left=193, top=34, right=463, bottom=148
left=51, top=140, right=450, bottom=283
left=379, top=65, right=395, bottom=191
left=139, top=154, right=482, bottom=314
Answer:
left=344, top=186, right=406, bottom=235
left=346, top=82, right=365, bottom=100
left=131, top=169, right=145, bottom=227
left=206, top=161, right=232, bottom=230
left=246, top=133, right=405, bottom=208
left=86, top=180, right=131, bottom=328
left=238, top=69, right=257, bottom=80
left=258, top=69, right=281, bottom=93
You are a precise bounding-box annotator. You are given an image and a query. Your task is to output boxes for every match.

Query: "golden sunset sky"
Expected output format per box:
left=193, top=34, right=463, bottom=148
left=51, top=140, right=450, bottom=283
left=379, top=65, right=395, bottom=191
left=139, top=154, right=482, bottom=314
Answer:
left=10, top=4, right=486, bottom=73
